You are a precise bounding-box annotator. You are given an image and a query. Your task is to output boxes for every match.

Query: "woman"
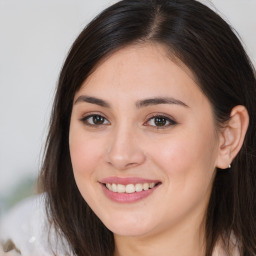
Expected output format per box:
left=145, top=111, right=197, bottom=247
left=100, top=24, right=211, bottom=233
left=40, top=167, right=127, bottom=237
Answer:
left=1, top=0, right=255, bottom=255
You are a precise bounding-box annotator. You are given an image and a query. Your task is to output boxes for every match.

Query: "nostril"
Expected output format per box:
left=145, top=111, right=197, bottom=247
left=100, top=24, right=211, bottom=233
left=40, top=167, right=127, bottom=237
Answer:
left=106, top=160, right=140, bottom=170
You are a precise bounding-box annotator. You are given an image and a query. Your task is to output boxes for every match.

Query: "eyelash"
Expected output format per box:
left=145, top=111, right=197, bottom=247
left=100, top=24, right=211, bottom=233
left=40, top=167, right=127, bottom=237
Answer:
left=144, top=114, right=177, bottom=128
left=80, top=114, right=177, bottom=128
left=81, top=114, right=110, bottom=127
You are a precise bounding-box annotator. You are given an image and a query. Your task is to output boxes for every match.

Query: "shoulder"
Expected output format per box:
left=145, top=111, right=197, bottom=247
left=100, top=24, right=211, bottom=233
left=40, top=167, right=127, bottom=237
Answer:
left=0, top=194, right=72, bottom=256
left=0, top=194, right=51, bottom=255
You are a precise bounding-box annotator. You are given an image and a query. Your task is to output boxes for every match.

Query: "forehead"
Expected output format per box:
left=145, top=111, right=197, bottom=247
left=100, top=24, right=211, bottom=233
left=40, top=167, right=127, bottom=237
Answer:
left=76, top=43, right=205, bottom=106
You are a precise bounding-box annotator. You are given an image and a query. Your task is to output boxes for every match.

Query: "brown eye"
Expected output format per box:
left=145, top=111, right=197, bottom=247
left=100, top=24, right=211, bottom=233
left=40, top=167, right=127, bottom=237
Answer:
left=92, top=115, right=105, bottom=125
left=82, top=114, right=110, bottom=126
left=145, top=115, right=177, bottom=128
left=154, top=117, right=168, bottom=126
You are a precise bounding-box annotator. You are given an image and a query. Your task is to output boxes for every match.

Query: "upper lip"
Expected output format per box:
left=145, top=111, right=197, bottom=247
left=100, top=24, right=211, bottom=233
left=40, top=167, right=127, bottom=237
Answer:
left=100, top=177, right=161, bottom=185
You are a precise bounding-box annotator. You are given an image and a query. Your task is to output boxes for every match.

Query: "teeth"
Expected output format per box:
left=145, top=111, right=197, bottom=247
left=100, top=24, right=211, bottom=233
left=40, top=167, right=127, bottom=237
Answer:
left=149, top=183, right=155, bottom=188
left=126, top=184, right=135, bottom=193
left=143, top=183, right=149, bottom=190
left=112, top=183, right=117, bottom=192
left=105, top=182, right=157, bottom=193
left=106, top=183, right=112, bottom=191
left=135, top=184, right=143, bottom=192
left=117, top=184, right=126, bottom=193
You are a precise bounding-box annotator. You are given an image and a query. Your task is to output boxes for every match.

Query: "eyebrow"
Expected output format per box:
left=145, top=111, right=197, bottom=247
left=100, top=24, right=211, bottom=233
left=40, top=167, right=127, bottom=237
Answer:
left=74, top=96, right=110, bottom=108
left=74, top=95, right=188, bottom=108
left=136, top=97, right=189, bottom=108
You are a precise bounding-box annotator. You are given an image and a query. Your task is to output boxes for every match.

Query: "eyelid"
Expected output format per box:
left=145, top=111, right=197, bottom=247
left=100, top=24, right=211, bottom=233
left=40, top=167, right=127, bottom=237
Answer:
left=80, top=112, right=110, bottom=127
left=143, top=113, right=177, bottom=128
left=79, top=112, right=177, bottom=129
left=80, top=111, right=108, bottom=120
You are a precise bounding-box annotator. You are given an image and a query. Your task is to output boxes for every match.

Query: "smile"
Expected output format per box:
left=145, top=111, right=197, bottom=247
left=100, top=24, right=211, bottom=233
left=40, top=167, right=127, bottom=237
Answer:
left=105, top=182, right=158, bottom=193
left=100, top=177, right=161, bottom=203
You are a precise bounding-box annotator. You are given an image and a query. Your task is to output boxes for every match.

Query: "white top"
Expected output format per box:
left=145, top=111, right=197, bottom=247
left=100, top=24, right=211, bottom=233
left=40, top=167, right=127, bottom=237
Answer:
left=0, top=194, right=240, bottom=256
left=0, top=194, right=72, bottom=256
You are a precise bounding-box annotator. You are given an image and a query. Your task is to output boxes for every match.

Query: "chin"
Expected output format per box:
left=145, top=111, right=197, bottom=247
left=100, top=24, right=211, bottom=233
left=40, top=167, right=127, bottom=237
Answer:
left=110, top=227, right=151, bottom=237
left=103, top=216, right=154, bottom=237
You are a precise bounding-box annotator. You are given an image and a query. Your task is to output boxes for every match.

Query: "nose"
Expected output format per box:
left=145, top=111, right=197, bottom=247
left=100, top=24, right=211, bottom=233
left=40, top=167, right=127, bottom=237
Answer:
left=105, top=126, right=146, bottom=170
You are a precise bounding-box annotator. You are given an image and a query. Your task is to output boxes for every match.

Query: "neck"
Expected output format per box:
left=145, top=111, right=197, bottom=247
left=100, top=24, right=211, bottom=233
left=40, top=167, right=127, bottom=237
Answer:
left=114, top=215, right=206, bottom=256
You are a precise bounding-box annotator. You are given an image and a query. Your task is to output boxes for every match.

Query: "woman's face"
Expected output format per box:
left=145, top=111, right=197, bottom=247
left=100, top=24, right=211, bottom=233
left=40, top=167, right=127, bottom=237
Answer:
left=69, top=43, right=221, bottom=237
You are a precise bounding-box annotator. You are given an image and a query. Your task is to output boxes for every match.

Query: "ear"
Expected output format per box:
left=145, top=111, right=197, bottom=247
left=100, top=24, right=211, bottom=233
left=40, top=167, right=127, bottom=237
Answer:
left=216, top=105, right=249, bottom=169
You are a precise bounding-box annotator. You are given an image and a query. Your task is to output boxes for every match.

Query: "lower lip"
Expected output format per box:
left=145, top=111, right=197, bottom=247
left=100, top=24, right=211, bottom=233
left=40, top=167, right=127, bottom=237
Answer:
left=101, top=184, right=159, bottom=203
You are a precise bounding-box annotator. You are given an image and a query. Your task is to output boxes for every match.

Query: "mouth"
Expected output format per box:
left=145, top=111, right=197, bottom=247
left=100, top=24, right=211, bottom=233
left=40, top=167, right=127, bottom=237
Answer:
left=100, top=177, right=162, bottom=203
left=104, top=182, right=161, bottom=193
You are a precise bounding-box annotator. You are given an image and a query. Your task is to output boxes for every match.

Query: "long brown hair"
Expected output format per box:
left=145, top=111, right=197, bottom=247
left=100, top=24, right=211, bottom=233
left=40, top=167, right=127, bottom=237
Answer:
left=40, top=0, right=256, bottom=255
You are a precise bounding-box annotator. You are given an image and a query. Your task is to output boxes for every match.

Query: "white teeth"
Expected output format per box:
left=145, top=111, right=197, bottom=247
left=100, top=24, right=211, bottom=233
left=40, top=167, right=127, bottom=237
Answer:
left=105, top=182, right=157, bottom=193
left=143, top=183, right=149, bottom=191
left=117, top=184, right=126, bottom=193
left=106, top=183, right=112, bottom=191
left=135, top=184, right=143, bottom=192
left=126, top=184, right=135, bottom=193
left=112, top=183, right=117, bottom=192
left=149, top=183, right=155, bottom=189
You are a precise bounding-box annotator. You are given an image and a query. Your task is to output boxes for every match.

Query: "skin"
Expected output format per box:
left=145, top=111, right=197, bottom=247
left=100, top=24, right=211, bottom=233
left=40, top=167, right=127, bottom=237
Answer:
left=69, top=43, right=233, bottom=256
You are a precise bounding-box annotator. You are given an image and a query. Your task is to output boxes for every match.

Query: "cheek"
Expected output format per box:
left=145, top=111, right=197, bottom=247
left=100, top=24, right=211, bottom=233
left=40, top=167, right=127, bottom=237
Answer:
left=153, top=136, right=203, bottom=173
left=69, top=130, right=105, bottom=205
left=149, top=128, right=217, bottom=185
left=148, top=132, right=217, bottom=221
left=69, top=127, right=103, bottom=177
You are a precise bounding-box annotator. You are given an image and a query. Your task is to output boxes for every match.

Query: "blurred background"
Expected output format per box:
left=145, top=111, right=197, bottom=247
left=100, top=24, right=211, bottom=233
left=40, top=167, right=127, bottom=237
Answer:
left=0, top=0, right=255, bottom=218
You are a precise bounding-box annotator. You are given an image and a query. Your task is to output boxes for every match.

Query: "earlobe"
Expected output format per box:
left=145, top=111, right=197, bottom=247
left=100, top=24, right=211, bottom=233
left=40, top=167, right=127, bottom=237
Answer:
left=216, top=105, right=249, bottom=169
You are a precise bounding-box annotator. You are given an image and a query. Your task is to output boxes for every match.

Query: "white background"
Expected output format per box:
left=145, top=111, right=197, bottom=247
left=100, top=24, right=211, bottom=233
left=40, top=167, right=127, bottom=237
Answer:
left=0, top=0, right=255, bottom=197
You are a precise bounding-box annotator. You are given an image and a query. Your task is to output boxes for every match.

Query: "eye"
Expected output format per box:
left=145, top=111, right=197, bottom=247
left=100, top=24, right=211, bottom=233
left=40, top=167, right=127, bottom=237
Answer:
left=81, top=114, right=110, bottom=126
left=145, top=115, right=177, bottom=128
